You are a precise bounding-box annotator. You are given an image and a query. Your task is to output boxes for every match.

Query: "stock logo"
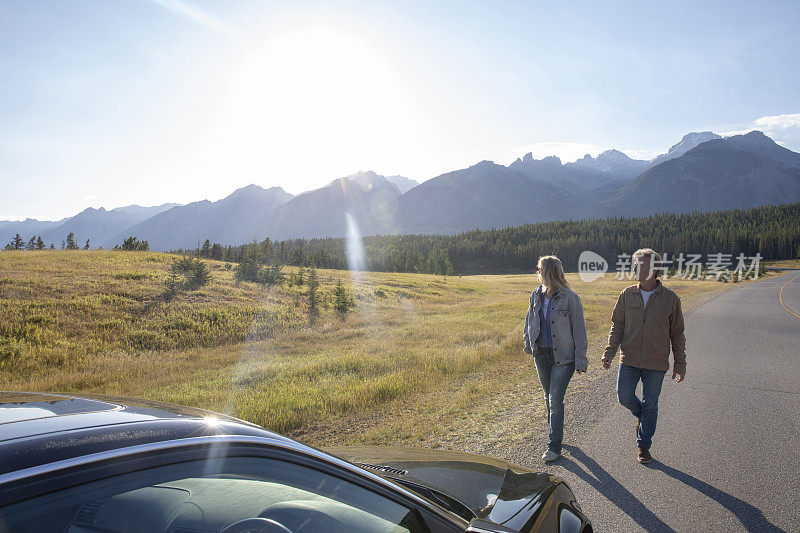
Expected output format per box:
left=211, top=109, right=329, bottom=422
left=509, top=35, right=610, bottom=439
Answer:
left=578, top=250, right=608, bottom=282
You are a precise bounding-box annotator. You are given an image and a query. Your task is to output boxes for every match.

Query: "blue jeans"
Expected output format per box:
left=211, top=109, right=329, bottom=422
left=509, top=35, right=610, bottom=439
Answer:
left=616, top=364, right=667, bottom=449
left=534, top=347, right=575, bottom=453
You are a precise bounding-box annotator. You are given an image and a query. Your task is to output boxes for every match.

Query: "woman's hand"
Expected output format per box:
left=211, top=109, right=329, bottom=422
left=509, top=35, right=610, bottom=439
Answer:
left=576, top=369, right=585, bottom=374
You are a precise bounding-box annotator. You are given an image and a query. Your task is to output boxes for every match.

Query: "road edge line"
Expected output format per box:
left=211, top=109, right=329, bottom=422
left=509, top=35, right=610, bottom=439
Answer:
left=778, top=271, right=800, bottom=320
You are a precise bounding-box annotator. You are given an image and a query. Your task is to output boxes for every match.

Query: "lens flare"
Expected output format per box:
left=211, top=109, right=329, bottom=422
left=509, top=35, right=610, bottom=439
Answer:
left=346, top=213, right=365, bottom=273
left=345, top=213, right=389, bottom=340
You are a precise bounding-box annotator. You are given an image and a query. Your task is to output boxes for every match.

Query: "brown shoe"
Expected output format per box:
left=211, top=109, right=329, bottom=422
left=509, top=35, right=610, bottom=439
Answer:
left=638, top=446, right=652, bottom=464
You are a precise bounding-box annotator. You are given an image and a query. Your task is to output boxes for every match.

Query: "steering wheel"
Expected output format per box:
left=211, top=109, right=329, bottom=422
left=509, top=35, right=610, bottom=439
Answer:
left=220, top=517, right=294, bottom=533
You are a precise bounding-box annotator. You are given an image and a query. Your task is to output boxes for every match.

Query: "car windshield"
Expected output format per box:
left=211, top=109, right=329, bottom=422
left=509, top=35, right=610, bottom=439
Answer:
left=0, top=455, right=425, bottom=533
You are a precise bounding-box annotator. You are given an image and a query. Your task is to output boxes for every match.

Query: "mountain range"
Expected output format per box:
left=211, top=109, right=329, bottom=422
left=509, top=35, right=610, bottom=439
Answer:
left=3, top=130, right=799, bottom=251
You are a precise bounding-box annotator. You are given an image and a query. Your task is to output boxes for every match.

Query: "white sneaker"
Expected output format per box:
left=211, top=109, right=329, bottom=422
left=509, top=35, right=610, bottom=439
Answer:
left=542, top=449, right=561, bottom=462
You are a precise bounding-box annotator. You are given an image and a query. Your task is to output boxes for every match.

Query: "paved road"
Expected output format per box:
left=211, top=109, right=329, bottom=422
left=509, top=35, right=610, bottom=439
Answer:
left=510, top=272, right=800, bottom=532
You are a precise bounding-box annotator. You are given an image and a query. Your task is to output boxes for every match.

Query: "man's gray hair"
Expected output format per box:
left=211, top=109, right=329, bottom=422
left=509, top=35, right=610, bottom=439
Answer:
left=632, top=248, right=662, bottom=277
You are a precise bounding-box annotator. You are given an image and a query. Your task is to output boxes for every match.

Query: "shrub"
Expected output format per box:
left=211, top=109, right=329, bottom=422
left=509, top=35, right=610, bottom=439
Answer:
left=0, top=338, right=23, bottom=367
left=115, top=272, right=151, bottom=280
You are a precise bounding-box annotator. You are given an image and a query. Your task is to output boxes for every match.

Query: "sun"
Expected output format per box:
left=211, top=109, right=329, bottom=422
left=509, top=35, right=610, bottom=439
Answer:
left=193, top=24, right=429, bottom=190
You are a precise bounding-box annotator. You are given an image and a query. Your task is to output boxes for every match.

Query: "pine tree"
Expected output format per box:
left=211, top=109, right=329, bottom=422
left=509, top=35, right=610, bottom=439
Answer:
left=167, top=256, right=212, bottom=293
left=333, top=279, right=352, bottom=314
left=36, top=236, right=45, bottom=250
left=441, top=249, right=454, bottom=276
left=262, top=262, right=284, bottom=286
left=121, top=236, right=148, bottom=251
left=171, top=256, right=193, bottom=278
left=66, top=233, right=78, bottom=250
left=200, top=239, right=211, bottom=258
left=26, top=236, right=37, bottom=251
left=235, top=240, right=262, bottom=283
left=49, top=243, right=55, bottom=250
left=186, top=258, right=212, bottom=289
left=11, top=234, right=24, bottom=250
left=164, top=267, right=181, bottom=301
left=84, top=239, right=90, bottom=250
left=307, top=266, right=319, bottom=319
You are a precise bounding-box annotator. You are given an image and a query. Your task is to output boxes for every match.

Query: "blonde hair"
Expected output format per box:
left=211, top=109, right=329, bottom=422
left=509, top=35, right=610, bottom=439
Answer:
left=632, top=248, right=662, bottom=278
left=537, top=255, right=571, bottom=292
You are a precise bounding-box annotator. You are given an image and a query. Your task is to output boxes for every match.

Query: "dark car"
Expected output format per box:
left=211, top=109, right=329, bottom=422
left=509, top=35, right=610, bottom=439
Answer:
left=0, top=392, right=591, bottom=533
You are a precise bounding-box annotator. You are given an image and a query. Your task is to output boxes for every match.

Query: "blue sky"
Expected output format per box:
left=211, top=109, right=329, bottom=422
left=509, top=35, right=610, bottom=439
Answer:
left=2, top=0, right=799, bottom=220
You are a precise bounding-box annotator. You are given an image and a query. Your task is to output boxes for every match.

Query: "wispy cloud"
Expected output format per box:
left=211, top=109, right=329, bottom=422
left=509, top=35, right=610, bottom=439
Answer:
left=721, top=112, right=800, bottom=136
left=754, top=113, right=800, bottom=130
left=146, top=0, right=232, bottom=35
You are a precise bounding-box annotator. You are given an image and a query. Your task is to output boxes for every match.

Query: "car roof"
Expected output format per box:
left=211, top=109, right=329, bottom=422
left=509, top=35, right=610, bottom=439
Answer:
left=0, top=391, right=295, bottom=477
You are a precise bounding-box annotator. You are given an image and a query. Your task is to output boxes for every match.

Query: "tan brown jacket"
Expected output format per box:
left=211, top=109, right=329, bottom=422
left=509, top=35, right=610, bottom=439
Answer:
left=602, top=280, right=686, bottom=373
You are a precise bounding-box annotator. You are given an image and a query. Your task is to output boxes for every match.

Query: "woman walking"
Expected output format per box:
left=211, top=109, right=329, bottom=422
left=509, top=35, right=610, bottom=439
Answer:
left=523, top=255, right=588, bottom=461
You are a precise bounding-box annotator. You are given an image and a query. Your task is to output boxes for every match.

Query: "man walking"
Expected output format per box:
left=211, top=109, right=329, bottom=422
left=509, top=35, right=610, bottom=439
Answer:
left=602, top=248, right=686, bottom=464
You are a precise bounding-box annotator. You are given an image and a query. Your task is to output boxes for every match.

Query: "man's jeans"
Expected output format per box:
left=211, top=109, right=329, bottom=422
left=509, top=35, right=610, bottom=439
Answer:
left=534, top=347, right=575, bottom=453
left=617, top=363, right=667, bottom=449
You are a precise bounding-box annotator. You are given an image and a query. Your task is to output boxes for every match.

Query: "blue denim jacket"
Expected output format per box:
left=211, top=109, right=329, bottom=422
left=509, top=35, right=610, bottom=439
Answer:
left=523, top=285, right=589, bottom=372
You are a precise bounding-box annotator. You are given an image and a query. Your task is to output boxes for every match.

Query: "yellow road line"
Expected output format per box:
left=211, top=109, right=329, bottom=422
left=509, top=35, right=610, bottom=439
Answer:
left=778, top=271, right=800, bottom=320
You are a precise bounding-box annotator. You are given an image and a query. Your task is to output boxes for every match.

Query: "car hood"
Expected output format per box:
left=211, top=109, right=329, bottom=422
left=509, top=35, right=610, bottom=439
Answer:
left=324, top=446, right=559, bottom=524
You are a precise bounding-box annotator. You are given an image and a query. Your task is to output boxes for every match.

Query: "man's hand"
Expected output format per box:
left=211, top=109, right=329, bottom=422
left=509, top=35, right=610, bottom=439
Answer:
left=672, top=370, right=685, bottom=382
left=601, top=357, right=611, bottom=369
left=576, top=369, right=585, bottom=375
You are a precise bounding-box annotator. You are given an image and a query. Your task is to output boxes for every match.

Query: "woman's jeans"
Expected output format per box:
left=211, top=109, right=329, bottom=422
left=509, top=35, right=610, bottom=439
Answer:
left=534, top=347, right=575, bottom=453
left=616, top=364, right=667, bottom=449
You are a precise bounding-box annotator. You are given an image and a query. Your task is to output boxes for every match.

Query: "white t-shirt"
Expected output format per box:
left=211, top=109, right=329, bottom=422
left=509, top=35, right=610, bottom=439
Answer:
left=641, top=288, right=656, bottom=307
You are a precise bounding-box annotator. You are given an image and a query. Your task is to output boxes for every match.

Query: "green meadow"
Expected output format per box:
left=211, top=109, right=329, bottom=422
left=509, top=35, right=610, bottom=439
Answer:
left=0, top=250, right=745, bottom=446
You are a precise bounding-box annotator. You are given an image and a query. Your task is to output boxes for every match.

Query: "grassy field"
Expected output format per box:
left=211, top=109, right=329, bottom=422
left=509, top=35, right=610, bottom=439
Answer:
left=0, top=250, right=754, bottom=447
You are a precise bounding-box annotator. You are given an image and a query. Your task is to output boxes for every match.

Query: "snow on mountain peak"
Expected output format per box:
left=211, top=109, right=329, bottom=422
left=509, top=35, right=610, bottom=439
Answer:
left=649, top=131, right=722, bottom=167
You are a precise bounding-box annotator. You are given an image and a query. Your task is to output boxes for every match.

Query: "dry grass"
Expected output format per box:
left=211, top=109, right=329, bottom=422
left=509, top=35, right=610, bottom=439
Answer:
left=290, top=272, right=753, bottom=448
left=0, top=250, right=753, bottom=443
